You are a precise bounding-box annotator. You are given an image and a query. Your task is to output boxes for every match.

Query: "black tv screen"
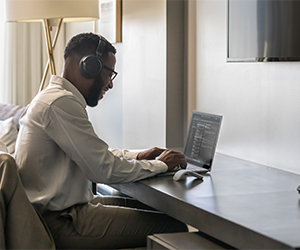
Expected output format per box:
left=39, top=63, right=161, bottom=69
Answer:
left=227, top=0, right=300, bottom=62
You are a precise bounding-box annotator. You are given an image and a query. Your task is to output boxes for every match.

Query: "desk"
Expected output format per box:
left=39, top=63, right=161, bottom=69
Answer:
left=110, top=153, right=300, bottom=249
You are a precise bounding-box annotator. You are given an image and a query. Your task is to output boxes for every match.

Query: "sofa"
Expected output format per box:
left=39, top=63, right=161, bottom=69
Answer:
left=0, top=103, right=25, bottom=155
left=0, top=102, right=55, bottom=249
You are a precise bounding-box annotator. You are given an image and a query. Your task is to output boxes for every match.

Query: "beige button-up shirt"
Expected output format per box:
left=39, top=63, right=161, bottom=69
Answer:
left=15, top=75, right=167, bottom=213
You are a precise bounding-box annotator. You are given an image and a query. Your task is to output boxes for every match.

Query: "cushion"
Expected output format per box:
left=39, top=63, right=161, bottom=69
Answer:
left=0, top=103, right=25, bottom=130
left=0, top=118, right=18, bottom=155
left=0, top=141, right=8, bottom=153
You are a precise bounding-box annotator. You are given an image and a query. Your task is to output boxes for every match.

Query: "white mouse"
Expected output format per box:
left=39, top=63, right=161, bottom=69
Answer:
left=173, top=169, right=204, bottom=181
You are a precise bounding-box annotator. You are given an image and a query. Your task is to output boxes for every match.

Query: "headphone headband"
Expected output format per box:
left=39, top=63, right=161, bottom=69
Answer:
left=96, top=36, right=106, bottom=58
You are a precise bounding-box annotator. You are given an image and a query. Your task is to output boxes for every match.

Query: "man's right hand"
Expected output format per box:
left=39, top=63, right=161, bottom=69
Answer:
left=157, top=150, right=187, bottom=171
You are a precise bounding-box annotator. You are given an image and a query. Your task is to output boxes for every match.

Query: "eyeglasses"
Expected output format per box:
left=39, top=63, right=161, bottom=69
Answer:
left=103, top=65, right=118, bottom=81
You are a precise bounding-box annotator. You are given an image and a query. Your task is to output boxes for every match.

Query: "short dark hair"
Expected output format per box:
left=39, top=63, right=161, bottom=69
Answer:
left=64, top=33, right=116, bottom=60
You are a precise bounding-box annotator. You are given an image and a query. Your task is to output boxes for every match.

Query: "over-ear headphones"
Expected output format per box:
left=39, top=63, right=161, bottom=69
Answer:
left=79, top=36, right=106, bottom=79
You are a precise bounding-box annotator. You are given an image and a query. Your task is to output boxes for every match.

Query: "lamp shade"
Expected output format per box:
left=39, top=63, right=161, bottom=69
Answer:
left=5, top=0, right=99, bottom=22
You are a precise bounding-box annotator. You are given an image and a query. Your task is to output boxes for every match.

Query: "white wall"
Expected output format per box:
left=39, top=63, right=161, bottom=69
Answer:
left=194, top=0, right=300, bottom=174
left=122, top=0, right=167, bottom=149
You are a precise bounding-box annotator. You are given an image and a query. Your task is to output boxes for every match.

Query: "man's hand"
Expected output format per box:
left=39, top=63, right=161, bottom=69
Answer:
left=156, top=150, right=187, bottom=171
left=137, top=147, right=165, bottom=160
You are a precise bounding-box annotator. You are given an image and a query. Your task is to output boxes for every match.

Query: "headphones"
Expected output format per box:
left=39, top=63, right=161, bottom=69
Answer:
left=79, top=36, right=106, bottom=79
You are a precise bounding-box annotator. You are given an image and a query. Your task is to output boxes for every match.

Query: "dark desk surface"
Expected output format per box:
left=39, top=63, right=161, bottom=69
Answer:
left=111, top=153, right=300, bottom=249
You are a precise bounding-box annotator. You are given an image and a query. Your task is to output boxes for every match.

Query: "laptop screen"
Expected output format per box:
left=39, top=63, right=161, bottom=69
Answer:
left=184, top=111, right=223, bottom=170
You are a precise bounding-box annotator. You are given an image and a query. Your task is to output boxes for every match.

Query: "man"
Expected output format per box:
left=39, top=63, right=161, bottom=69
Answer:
left=15, top=33, right=188, bottom=249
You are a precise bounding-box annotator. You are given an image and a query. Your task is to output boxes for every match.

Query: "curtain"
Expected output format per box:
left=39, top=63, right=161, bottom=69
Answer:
left=2, top=22, right=45, bottom=106
left=0, top=2, right=6, bottom=104
left=0, top=20, right=65, bottom=107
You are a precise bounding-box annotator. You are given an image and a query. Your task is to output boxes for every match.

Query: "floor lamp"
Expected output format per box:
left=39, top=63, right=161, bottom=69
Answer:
left=5, top=0, right=99, bottom=91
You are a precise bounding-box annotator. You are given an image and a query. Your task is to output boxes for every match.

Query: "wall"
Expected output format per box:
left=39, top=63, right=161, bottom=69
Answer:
left=121, top=0, right=167, bottom=149
left=122, top=0, right=186, bottom=150
left=194, top=0, right=300, bottom=174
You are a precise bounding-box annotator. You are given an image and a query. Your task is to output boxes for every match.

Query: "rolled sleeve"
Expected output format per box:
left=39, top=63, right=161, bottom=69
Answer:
left=109, top=149, right=139, bottom=160
left=142, top=160, right=168, bottom=174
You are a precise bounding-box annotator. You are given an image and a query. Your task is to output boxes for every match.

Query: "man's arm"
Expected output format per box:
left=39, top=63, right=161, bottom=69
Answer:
left=111, top=147, right=187, bottom=171
left=45, top=97, right=171, bottom=184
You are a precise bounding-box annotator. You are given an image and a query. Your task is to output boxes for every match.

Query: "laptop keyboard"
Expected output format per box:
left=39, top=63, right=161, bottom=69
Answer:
left=186, top=164, right=209, bottom=173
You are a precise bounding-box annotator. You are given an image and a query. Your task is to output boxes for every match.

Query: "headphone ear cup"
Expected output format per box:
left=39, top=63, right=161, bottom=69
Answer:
left=79, top=55, right=103, bottom=79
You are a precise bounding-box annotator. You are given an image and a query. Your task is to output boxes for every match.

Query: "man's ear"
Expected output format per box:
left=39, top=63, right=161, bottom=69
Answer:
left=63, top=56, right=94, bottom=92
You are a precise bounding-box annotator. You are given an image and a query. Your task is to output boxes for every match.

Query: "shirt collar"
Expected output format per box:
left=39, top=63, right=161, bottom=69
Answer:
left=49, top=75, right=87, bottom=107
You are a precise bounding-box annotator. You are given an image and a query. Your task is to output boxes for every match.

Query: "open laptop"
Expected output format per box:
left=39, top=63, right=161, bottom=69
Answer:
left=183, top=111, right=223, bottom=173
left=160, top=111, right=223, bottom=176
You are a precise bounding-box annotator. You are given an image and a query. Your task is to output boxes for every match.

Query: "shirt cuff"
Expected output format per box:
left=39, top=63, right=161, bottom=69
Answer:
left=143, top=160, right=168, bottom=174
left=109, top=149, right=139, bottom=160
left=124, top=151, right=140, bottom=160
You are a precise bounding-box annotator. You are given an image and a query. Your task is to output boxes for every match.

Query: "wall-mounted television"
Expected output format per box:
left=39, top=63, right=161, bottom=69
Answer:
left=227, top=0, right=300, bottom=62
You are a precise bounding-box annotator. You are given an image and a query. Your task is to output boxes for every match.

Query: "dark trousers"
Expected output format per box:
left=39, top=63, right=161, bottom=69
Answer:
left=43, top=195, right=188, bottom=249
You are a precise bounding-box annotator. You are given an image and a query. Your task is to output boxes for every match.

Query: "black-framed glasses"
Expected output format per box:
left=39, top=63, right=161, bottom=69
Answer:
left=103, top=65, right=118, bottom=81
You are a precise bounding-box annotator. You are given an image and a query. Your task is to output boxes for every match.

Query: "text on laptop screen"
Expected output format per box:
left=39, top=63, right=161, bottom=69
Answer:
left=184, top=112, right=222, bottom=168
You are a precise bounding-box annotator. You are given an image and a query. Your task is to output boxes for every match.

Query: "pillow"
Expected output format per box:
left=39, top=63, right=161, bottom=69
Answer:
left=0, top=117, right=18, bottom=155
left=0, top=140, right=8, bottom=153
left=0, top=103, right=25, bottom=130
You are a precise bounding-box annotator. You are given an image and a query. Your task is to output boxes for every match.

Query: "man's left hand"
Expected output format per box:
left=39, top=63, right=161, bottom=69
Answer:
left=137, top=147, right=165, bottom=160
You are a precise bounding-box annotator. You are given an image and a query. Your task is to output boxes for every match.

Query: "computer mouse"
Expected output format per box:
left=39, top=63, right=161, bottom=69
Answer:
left=173, top=169, right=204, bottom=181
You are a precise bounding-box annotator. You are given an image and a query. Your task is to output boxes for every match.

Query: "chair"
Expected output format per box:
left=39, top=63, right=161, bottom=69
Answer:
left=0, top=152, right=55, bottom=249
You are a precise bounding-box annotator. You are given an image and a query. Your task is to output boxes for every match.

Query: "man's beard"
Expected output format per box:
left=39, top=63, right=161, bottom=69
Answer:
left=85, top=76, right=104, bottom=107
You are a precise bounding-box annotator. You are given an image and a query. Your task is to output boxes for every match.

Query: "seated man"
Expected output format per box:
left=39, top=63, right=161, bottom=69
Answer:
left=15, top=33, right=188, bottom=249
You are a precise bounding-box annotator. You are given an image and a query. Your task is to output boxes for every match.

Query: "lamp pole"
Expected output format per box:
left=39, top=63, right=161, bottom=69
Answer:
left=39, top=18, right=63, bottom=91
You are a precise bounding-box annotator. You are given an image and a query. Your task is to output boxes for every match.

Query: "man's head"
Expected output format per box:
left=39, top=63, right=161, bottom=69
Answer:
left=63, top=33, right=117, bottom=107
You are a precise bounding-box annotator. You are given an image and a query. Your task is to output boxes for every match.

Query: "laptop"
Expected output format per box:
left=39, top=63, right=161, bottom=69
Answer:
left=183, top=111, right=223, bottom=173
left=160, top=111, right=223, bottom=175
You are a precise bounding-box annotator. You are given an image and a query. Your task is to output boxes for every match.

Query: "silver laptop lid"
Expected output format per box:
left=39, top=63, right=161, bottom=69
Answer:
left=183, top=111, right=223, bottom=171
